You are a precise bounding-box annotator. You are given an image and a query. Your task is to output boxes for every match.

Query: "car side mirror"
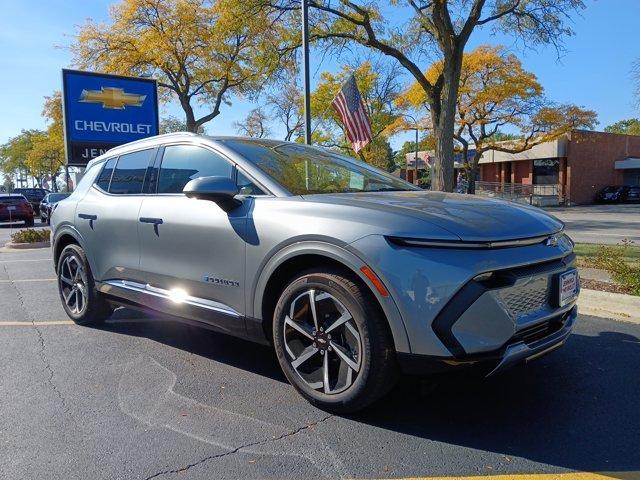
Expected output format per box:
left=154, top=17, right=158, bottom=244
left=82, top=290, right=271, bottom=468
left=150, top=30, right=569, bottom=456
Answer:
left=183, top=176, right=241, bottom=212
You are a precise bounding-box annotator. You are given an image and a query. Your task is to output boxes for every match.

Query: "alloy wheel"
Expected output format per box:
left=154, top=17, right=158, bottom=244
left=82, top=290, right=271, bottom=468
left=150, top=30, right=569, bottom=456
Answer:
left=283, top=289, right=363, bottom=395
left=59, top=255, right=88, bottom=316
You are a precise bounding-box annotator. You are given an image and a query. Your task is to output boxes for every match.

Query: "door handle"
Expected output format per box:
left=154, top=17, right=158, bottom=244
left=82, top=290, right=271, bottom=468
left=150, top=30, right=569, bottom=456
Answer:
left=139, top=217, right=163, bottom=236
left=139, top=217, right=163, bottom=225
left=78, top=213, right=97, bottom=229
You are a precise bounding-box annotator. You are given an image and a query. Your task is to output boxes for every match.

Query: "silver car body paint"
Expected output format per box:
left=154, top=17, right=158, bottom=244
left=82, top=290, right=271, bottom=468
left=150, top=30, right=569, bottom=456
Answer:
left=51, top=133, right=578, bottom=370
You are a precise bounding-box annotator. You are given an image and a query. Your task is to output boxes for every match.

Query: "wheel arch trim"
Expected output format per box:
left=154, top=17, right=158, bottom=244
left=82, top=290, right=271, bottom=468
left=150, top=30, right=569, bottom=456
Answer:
left=251, top=240, right=411, bottom=354
left=52, top=225, right=93, bottom=273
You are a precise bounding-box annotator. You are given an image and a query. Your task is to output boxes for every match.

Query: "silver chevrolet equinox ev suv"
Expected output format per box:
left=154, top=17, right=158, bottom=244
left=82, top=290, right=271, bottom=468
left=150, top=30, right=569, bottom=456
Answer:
left=52, top=132, right=579, bottom=412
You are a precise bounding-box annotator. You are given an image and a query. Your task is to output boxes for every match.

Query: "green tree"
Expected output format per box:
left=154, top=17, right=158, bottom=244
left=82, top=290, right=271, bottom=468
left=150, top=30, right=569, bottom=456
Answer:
left=26, top=132, right=64, bottom=190
left=160, top=116, right=205, bottom=134
left=393, top=135, right=435, bottom=168
left=604, top=119, right=640, bottom=136
left=265, top=66, right=304, bottom=141
left=0, top=129, right=41, bottom=181
left=72, top=0, right=289, bottom=132
left=24, top=92, right=66, bottom=190
left=269, top=0, right=585, bottom=191
left=234, top=107, right=271, bottom=138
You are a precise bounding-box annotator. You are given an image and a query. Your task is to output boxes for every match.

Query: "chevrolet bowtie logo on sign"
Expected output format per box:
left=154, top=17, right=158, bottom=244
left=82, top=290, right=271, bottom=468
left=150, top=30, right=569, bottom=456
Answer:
left=62, top=69, right=159, bottom=167
left=79, top=87, right=146, bottom=110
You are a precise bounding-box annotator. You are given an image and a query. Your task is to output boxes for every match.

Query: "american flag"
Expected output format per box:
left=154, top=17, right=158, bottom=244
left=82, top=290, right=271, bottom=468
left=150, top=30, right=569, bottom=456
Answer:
left=331, top=75, right=372, bottom=153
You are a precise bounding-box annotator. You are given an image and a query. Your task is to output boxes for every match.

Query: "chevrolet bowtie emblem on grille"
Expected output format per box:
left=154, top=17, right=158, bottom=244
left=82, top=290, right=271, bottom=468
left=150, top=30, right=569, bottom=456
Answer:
left=79, top=87, right=146, bottom=109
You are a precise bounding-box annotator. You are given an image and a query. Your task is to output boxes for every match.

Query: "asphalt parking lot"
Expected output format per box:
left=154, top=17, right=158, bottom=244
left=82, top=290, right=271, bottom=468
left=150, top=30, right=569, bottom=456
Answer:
left=1, top=221, right=640, bottom=479
left=547, top=204, right=640, bottom=245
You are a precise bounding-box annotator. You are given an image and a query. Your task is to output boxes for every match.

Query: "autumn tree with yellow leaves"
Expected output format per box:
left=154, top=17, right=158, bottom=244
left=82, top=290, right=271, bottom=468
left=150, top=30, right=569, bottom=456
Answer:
left=259, top=0, right=588, bottom=191
left=72, top=0, right=292, bottom=133
left=26, top=92, right=67, bottom=191
left=400, top=45, right=597, bottom=192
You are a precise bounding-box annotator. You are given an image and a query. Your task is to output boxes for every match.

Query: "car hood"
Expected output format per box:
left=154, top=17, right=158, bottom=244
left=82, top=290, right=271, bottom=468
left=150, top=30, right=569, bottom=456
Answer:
left=302, top=191, right=563, bottom=242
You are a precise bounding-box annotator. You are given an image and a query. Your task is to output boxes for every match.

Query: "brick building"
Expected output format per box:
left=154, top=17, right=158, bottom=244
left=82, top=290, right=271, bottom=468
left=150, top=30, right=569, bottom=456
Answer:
left=478, top=130, right=640, bottom=204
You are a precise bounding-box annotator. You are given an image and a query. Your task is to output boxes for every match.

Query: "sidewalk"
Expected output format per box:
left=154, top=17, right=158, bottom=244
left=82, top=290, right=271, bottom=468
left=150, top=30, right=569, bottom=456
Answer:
left=576, top=265, right=640, bottom=322
left=578, top=288, right=640, bottom=323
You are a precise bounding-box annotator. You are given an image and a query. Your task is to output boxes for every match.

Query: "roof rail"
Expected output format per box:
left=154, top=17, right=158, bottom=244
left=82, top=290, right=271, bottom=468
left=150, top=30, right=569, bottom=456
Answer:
left=110, top=131, right=197, bottom=150
left=85, top=131, right=200, bottom=168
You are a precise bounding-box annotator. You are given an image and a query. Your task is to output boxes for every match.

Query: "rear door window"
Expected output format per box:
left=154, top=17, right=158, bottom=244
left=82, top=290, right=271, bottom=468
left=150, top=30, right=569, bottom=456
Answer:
left=95, top=158, right=117, bottom=192
left=109, top=149, right=155, bottom=195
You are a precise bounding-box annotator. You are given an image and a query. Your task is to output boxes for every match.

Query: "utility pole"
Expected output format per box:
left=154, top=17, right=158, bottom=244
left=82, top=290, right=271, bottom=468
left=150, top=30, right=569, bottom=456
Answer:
left=302, top=0, right=312, bottom=145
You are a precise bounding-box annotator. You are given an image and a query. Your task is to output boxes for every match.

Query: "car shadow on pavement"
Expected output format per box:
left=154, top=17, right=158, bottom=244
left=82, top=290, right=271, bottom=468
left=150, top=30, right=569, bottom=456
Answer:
left=99, top=308, right=286, bottom=383
left=98, top=309, right=640, bottom=475
left=357, top=329, right=640, bottom=476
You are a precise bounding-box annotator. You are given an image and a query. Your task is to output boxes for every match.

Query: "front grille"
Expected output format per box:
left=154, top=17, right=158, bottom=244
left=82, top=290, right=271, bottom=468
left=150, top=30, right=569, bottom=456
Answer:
left=513, top=313, right=568, bottom=345
left=497, top=276, right=550, bottom=319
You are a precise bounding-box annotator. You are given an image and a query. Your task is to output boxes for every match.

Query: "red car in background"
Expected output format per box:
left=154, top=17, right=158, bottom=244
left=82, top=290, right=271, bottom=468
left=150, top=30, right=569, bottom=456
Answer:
left=0, top=194, right=35, bottom=226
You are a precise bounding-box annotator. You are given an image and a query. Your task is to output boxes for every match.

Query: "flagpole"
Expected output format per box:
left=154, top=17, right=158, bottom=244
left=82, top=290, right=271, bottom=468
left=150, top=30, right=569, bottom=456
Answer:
left=302, top=0, right=312, bottom=145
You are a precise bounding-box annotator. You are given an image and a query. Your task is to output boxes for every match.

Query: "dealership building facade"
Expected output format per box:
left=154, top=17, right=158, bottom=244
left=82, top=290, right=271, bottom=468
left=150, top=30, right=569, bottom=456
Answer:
left=403, top=130, right=640, bottom=204
left=478, top=130, right=640, bottom=204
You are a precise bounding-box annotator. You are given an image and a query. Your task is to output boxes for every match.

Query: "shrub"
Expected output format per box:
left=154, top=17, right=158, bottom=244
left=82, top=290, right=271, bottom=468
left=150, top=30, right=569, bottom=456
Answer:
left=10, top=228, right=51, bottom=244
left=590, top=240, right=640, bottom=296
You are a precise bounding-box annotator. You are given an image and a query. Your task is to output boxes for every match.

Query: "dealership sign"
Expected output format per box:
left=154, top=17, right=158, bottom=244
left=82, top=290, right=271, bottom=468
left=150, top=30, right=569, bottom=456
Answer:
left=62, top=69, right=159, bottom=166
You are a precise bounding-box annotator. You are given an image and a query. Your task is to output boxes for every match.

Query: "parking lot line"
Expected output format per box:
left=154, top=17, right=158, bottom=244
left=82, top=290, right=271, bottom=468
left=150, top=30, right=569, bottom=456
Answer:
left=0, top=320, right=74, bottom=326
left=0, top=318, right=155, bottom=326
left=0, top=278, right=55, bottom=283
left=401, top=472, right=640, bottom=480
left=0, top=258, right=51, bottom=264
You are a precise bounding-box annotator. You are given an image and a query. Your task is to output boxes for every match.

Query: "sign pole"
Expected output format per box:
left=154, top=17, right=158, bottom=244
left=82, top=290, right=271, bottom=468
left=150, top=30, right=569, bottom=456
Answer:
left=302, top=0, right=312, bottom=145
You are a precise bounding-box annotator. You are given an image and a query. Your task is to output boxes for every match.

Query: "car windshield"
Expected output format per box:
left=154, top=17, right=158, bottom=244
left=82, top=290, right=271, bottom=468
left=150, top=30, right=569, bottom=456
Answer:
left=48, top=193, right=70, bottom=202
left=219, top=139, right=419, bottom=195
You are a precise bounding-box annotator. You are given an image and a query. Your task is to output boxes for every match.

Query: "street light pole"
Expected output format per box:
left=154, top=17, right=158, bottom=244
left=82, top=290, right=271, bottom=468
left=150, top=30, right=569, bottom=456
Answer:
left=301, top=0, right=312, bottom=145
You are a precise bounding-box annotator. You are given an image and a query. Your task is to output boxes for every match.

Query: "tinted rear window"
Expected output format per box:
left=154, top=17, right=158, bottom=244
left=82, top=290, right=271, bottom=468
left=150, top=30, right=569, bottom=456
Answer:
left=109, top=149, right=155, bottom=195
left=96, top=158, right=117, bottom=191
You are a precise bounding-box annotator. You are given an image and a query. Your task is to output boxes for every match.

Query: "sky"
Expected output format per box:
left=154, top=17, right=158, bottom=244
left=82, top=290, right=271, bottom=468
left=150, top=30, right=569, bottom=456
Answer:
left=0, top=0, right=639, bottom=150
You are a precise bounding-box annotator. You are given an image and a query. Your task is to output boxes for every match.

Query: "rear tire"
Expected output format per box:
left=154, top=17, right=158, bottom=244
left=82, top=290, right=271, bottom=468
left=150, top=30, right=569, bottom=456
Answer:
left=273, top=268, right=397, bottom=413
left=24, top=218, right=34, bottom=227
left=57, top=244, right=112, bottom=325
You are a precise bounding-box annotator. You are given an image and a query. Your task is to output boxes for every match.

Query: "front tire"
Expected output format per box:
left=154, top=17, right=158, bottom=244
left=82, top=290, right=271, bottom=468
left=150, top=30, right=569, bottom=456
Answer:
left=24, top=218, right=34, bottom=227
left=57, top=244, right=112, bottom=325
left=273, top=268, right=397, bottom=413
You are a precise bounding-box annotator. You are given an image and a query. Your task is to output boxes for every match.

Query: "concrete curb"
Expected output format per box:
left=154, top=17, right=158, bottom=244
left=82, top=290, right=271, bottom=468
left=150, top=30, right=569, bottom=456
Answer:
left=2, top=241, right=50, bottom=250
left=577, top=288, right=640, bottom=324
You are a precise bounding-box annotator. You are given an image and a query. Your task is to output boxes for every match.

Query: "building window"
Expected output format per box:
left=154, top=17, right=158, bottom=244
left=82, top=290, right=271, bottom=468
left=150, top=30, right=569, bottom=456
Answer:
left=533, top=158, right=559, bottom=185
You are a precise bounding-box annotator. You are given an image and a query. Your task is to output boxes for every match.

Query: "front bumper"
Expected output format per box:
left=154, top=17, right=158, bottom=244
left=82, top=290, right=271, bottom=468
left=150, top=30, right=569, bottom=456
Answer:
left=398, top=305, right=577, bottom=375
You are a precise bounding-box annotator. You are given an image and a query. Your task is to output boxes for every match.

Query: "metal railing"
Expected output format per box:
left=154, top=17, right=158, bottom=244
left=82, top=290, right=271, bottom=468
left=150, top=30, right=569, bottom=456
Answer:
left=475, top=181, right=565, bottom=206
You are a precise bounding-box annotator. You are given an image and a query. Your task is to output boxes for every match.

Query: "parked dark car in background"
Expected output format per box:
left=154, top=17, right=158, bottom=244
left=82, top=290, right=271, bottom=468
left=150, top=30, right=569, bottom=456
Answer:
left=595, top=185, right=629, bottom=203
left=39, top=192, right=70, bottom=224
left=626, top=185, right=640, bottom=203
left=0, top=194, right=34, bottom=226
left=13, top=188, right=50, bottom=214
